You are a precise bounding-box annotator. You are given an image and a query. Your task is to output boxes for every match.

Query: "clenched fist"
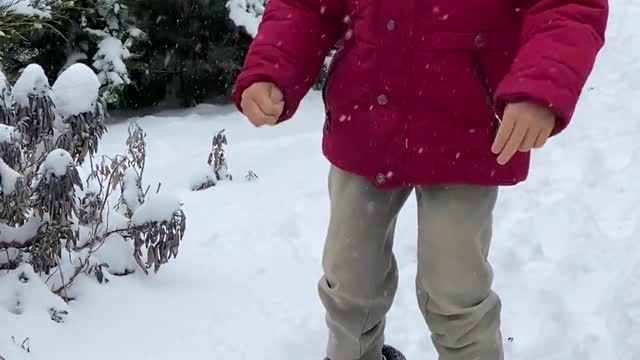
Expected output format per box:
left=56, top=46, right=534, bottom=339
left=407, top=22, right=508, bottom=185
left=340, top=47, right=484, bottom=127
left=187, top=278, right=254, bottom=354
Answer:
left=491, top=101, right=556, bottom=165
left=240, top=82, right=285, bottom=127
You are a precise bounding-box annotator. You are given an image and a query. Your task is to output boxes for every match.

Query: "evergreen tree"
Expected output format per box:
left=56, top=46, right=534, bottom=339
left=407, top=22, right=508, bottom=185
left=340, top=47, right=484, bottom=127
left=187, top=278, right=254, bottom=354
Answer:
left=122, top=0, right=252, bottom=108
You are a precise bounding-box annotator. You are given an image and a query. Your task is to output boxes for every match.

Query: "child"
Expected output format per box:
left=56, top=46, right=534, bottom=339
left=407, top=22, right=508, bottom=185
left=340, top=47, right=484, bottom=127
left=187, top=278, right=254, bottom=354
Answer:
left=233, top=0, right=608, bottom=359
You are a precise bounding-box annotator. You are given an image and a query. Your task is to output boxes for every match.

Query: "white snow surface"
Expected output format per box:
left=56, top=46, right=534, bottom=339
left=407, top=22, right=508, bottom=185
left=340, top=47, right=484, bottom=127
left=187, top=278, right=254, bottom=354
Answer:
left=12, top=64, right=50, bottom=107
left=0, top=264, right=70, bottom=318
left=2, top=1, right=639, bottom=359
left=0, top=336, right=31, bottom=360
left=44, top=249, right=106, bottom=298
left=51, top=63, right=100, bottom=118
left=92, top=233, right=136, bottom=276
left=122, top=167, right=143, bottom=213
left=189, top=163, right=217, bottom=190
left=0, top=70, right=12, bottom=110
left=0, top=216, right=42, bottom=246
left=0, top=158, right=22, bottom=195
left=0, top=124, right=16, bottom=144
left=130, top=192, right=182, bottom=225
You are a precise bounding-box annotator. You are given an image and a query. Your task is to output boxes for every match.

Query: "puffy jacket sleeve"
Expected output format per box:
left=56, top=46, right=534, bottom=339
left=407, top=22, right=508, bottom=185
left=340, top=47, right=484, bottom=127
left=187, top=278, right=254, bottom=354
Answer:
left=232, top=0, right=344, bottom=122
left=494, top=0, right=608, bottom=135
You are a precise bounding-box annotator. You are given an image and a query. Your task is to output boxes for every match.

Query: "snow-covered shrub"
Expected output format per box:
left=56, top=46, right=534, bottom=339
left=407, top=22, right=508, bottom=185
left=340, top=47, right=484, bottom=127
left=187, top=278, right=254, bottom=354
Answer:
left=227, top=0, right=265, bottom=37
left=0, top=157, right=28, bottom=226
left=52, top=63, right=107, bottom=164
left=12, top=64, right=56, bottom=149
left=0, top=62, right=187, bottom=311
left=0, top=0, right=53, bottom=74
left=112, top=121, right=145, bottom=217
left=131, top=194, right=184, bottom=274
left=84, top=1, right=142, bottom=107
left=93, top=36, right=131, bottom=105
left=192, top=129, right=234, bottom=191
left=0, top=71, right=14, bottom=125
left=245, top=170, right=259, bottom=182
left=210, top=129, right=232, bottom=181
left=0, top=0, right=138, bottom=108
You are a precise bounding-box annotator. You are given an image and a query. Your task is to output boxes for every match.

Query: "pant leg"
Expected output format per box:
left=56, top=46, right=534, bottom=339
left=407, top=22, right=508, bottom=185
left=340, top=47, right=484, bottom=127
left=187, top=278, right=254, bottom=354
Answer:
left=414, top=185, right=503, bottom=360
left=319, top=166, right=412, bottom=360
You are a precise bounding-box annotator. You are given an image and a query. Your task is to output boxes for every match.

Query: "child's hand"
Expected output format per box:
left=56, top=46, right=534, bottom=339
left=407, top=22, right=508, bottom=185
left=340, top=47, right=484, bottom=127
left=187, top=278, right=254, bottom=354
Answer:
left=491, top=101, right=556, bottom=165
left=240, top=82, right=285, bottom=127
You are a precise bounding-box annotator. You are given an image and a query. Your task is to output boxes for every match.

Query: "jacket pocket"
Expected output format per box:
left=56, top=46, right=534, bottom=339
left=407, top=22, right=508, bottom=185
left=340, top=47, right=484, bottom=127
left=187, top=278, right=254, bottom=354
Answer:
left=322, top=47, right=347, bottom=133
left=469, top=53, right=502, bottom=136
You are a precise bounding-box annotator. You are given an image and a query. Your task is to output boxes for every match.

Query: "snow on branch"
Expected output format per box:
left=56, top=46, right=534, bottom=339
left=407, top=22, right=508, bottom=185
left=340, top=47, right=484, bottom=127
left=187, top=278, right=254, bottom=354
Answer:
left=0, top=0, right=51, bottom=17
left=32, top=149, right=82, bottom=226
left=0, top=70, right=14, bottom=124
left=0, top=156, right=21, bottom=194
left=131, top=193, right=185, bottom=274
left=51, top=63, right=101, bottom=119
left=227, top=0, right=265, bottom=37
left=12, top=63, right=50, bottom=109
left=52, top=63, right=107, bottom=165
left=0, top=215, right=42, bottom=249
left=130, top=193, right=181, bottom=225
left=93, top=36, right=131, bottom=104
left=12, top=64, right=55, bottom=148
left=0, top=124, right=22, bottom=170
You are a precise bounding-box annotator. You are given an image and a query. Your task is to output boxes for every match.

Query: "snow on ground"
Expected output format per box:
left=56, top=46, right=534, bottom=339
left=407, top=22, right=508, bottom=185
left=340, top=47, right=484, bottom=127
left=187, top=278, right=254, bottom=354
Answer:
left=1, top=0, right=639, bottom=359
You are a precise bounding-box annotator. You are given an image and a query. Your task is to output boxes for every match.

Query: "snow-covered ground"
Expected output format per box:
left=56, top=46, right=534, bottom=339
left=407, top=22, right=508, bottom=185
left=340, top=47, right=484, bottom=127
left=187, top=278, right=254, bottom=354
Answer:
left=2, top=0, right=639, bottom=359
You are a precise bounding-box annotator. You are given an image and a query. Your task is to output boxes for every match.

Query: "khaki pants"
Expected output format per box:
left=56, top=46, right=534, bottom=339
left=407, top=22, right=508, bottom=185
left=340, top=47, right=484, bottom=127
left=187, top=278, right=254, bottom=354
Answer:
left=319, top=166, right=503, bottom=360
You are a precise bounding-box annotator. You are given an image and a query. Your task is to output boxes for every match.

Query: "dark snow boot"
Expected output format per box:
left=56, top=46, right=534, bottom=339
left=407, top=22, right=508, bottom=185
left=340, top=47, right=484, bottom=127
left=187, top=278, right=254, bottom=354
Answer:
left=323, top=344, right=406, bottom=360
left=382, top=345, right=406, bottom=360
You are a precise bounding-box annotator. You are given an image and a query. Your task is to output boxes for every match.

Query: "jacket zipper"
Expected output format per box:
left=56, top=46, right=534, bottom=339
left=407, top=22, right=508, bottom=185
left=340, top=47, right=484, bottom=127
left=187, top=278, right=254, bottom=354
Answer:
left=322, top=64, right=333, bottom=133
left=469, top=54, right=502, bottom=135
left=322, top=47, right=346, bottom=133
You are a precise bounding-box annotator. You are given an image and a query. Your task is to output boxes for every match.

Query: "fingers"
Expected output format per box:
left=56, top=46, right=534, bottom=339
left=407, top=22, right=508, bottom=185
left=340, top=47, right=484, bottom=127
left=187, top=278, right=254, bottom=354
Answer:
left=269, top=86, right=284, bottom=104
left=255, top=90, right=284, bottom=118
left=534, top=126, right=552, bottom=148
left=491, top=115, right=515, bottom=155
left=266, top=86, right=285, bottom=124
left=519, top=128, right=540, bottom=152
left=492, top=102, right=557, bottom=165
left=240, top=83, right=284, bottom=127
left=496, top=121, right=527, bottom=165
left=241, top=97, right=278, bottom=127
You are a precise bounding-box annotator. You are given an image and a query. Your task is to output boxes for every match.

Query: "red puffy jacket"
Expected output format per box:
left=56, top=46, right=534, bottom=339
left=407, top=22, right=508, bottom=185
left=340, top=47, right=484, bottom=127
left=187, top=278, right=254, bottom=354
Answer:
left=233, top=0, right=608, bottom=188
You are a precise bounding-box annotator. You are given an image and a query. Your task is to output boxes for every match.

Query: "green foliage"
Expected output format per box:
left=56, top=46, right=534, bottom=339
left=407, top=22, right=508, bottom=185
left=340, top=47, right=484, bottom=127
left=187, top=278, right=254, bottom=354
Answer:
left=0, top=0, right=286, bottom=110
left=121, top=0, right=252, bottom=108
left=1, top=1, right=119, bottom=81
